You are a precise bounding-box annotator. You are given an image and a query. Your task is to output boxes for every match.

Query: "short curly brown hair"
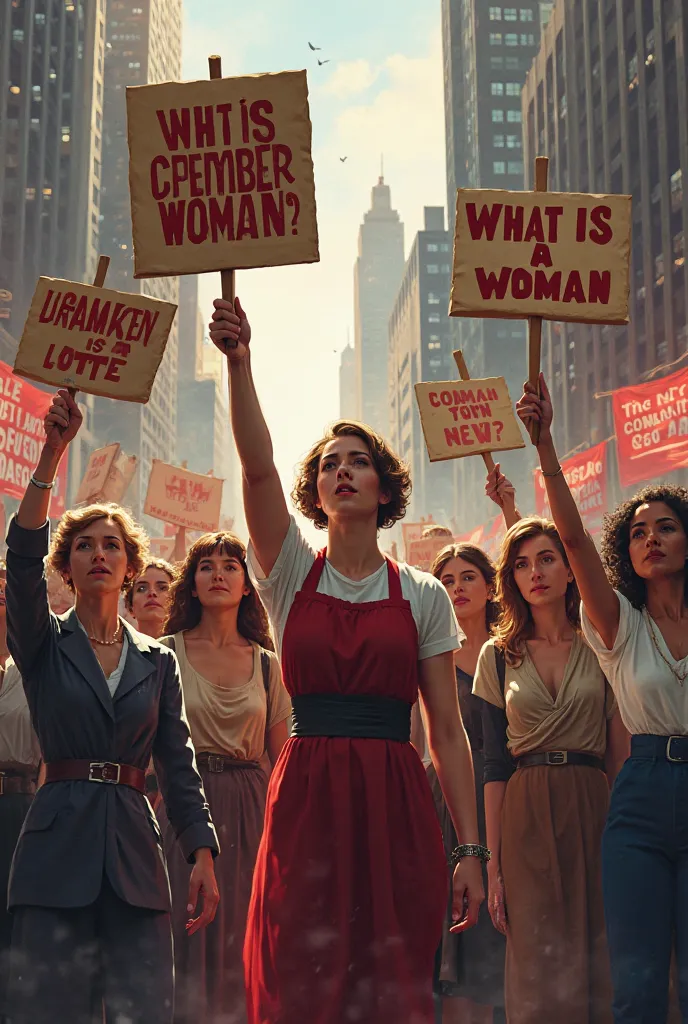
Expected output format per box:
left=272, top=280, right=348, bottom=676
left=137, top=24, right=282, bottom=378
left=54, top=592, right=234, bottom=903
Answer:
left=601, top=484, right=688, bottom=609
left=49, top=503, right=149, bottom=595
left=291, top=420, right=411, bottom=530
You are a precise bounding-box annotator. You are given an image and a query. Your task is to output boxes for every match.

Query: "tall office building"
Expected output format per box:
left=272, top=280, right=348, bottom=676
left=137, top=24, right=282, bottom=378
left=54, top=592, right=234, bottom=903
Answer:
left=338, top=343, right=357, bottom=420
left=177, top=275, right=204, bottom=382
left=389, top=208, right=454, bottom=522
left=523, top=0, right=688, bottom=463
left=353, top=176, right=405, bottom=434
left=97, top=0, right=182, bottom=519
left=441, top=0, right=553, bottom=524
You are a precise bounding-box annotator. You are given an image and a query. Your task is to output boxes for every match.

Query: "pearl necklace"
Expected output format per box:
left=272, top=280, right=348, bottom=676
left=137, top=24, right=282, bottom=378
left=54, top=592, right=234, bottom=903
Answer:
left=86, top=620, right=123, bottom=646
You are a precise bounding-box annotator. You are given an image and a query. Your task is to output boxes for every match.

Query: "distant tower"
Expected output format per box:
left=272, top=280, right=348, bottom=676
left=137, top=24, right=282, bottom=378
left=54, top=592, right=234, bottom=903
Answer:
left=353, top=176, right=405, bottom=434
left=339, top=341, right=357, bottom=420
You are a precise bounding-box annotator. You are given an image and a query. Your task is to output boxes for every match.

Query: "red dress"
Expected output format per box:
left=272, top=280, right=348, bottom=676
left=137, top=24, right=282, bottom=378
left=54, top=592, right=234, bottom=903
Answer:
left=243, top=552, right=447, bottom=1024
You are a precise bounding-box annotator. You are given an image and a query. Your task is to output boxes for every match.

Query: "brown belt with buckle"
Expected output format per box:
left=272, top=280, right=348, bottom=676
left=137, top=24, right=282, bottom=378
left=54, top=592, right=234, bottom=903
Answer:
left=196, top=752, right=261, bottom=773
left=0, top=771, right=36, bottom=797
left=517, top=751, right=605, bottom=771
left=44, top=760, right=146, bottom=793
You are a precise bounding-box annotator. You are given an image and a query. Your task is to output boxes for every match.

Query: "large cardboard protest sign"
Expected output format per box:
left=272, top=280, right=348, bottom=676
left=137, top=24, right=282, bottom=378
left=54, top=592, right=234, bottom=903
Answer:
left=415, top=374, right=524, bottom=463
left=406, top=535, right=453, bottom=573
left=14, top=278, right=177, bottom=402
left=144, top=459, right=224, bottom=532
left=126, top=71, right=319, bottom=278
left=75, top=444, right=138, bottom=505
left=535, top=440, right=608, bottom=534
left=612, top=367, right=688, bottom=488
left=450, top=189, right=631, bottom=325
left=0, top=361, right=66, bottom=517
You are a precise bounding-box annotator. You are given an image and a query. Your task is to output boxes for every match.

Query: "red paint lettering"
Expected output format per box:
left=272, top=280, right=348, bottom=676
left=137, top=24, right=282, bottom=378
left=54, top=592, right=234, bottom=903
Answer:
left=156, top=107, right=191, bottom=151
left=544, top=206, right=563, bottom=242
left=534, top=270, right=562, bottom=301
left=42, top=344, right=56, bottom=369
left=55, top=293, right=77, bottom=328
left=209, top=196, right=235, bottom=242
left=150, top=155, right=170, bottom=200
left=57, top=346, right=74, bottom=371
left=235, top=149, right=256, bottom=192
left=105, top=358, right=127, bottom=383
left=216, top=103, right=232, bottom=144
left=562, top=270, right=586, bottom=303
left=512, top=267, right=532, bottom=299
left=429, top=393, right=441, bottom=408
left=503, top=204, right=523, bottom=241
left=236, top=195, right=258, bottom=240
left=39, top=289, right=59, bottom=323
left=524, top=207, right=545, bottom=243
left=187, top=198, right=209, bottom=243
left=576, top=207, right=587, bottom=242
left=261, top=191, right=285, bottom=236
left=188, top=154, right=204, bottom=197
left=472, top=422, right=492, bottom=443
left=193, top=104, right=216, bottom=147
left=475, top=266, right=512, bottom=300
left=86, top=299, right=110, bottom=335
left=171, top=155, right=188, bottom=198
left=158, top=201, right=186, bottom=245
left=272, top=144, right=295, bottom=188
left=466, top=202, right=503, bottom=242
left=68, top=296, right=89, bottom=331
left=589, top=205, right=613, bottom=244
left=589, top=270, right=611, bottom=303
left=530, top=243, right=552, bottom=268
left=250, top=100, right=276, bottom=143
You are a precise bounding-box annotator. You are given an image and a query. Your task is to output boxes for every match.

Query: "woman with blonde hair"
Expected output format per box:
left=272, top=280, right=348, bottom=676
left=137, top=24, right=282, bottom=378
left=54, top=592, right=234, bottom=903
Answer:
left=156, top=531, right=290, bottom=1024
left=473, top=516, right=627, bottom=1024
left=5, top=389, right=219, bottom=1024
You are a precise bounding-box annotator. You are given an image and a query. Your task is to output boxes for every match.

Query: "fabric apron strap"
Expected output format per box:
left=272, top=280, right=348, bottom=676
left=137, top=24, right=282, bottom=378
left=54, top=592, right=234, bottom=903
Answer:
left=300, top=550, right=327, bottom=595
left=385, top=558, right=403, bottom=601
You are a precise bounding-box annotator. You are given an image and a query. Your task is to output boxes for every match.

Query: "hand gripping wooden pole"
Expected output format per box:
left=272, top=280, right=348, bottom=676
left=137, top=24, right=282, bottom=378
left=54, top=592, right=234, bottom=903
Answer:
left=527, top=156, right=549, bottom=445
left=453, top=350, right=497, bottom=475
left=208, top=55, right=235, bottom=306
left=67, top=254, right=110, bottom=398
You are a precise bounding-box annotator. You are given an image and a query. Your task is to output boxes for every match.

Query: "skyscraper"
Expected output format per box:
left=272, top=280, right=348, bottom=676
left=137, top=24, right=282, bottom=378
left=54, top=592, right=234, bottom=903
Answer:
left=98, top=0, right=182, bottom=519
left=339, top=343, right=357, bottom=420
left=441, top=1, right=553, bottom=523
left=523, top=0, right=688, bottom=462
left=353, top=176, right=405, bottom=434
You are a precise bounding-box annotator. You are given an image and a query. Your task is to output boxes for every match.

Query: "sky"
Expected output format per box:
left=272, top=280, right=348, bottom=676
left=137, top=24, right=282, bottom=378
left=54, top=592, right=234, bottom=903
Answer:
left=182, top=0, right=447, bottom=514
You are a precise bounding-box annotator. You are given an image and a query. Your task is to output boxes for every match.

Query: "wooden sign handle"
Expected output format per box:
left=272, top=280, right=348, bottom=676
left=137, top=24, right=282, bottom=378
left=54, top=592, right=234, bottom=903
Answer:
left=527, top=156, right=549, bottom=445
left=452, top=350, right=496, bottom=474
left=208, top=55, right=236, bottom=306
left=68, top=255, right=110, bottom=398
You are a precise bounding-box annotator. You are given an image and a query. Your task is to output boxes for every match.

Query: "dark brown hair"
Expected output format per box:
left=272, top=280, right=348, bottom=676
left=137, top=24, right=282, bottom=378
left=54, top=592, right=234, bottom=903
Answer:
left=291, top=420, right=411, bottom=530
left=494, top=516, right=580, bottom=666
left=49, top=503, right=148, bottom=594
left=125, top=558, right=177, bottom=611
left=431, top=543, right=501, bottom=629
left=164, top=532, right=274, bottom=650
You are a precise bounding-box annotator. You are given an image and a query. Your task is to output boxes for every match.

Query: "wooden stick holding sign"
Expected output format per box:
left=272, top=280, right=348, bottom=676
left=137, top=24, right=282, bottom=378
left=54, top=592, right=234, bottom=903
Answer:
left=67, top=254, right=111, bottom=398
left=527, top=156, right=548, bottom=445
left=452, top=351, right=496, bottom=474
left=207, top=55, right=235, bottom=310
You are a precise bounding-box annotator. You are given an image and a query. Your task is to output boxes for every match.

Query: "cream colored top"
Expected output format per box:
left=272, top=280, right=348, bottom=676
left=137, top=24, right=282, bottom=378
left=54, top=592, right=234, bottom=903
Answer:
left=473, top=633, right=616, bottom=759
left=0, top=660, right=41, bottom=768
left=161, top=633, right=291, bottom=761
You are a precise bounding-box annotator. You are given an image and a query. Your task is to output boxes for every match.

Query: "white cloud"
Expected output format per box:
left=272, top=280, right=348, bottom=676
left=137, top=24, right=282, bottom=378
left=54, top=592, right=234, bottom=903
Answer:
left=321, top=59, right=379, bottom=98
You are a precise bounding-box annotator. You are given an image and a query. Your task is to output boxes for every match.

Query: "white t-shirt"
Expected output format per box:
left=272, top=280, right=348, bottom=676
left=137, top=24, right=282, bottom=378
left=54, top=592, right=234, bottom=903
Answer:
left=581, top=590, right=688, bottom=736
left=248, top=518, right=462, bottom=662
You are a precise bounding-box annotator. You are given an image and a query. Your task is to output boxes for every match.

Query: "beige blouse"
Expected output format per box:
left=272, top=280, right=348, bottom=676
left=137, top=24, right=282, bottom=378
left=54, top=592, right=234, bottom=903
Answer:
left=162, top=633, right=291, bottom=761
left=0, top=661, right=41, bottom=768
left=473, top=633, right=616, bottom=759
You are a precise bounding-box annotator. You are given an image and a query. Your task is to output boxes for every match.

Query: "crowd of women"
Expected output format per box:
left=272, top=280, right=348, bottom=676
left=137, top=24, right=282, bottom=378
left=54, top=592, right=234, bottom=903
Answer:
left=0, top=293, right=687, bottom=1024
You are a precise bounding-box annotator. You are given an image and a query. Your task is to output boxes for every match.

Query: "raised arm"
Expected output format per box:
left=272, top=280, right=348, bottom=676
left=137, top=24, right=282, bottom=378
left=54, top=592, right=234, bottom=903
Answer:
left=209, top=297, right=290, bottom=576
left=485, top=462, right=521, bottom=530
left=517, top=374, right=620, bottom=649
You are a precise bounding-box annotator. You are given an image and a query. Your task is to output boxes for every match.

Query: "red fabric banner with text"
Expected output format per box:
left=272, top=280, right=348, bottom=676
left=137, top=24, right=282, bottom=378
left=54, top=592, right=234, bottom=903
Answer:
left=612, top=367, right=688, bottom=488
left=534, top=440, right=608, bottom=534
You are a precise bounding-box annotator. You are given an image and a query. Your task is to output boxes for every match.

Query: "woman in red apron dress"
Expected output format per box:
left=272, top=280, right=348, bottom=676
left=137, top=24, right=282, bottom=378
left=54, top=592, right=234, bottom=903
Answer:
left=209, top=297, right=487, bottom=1024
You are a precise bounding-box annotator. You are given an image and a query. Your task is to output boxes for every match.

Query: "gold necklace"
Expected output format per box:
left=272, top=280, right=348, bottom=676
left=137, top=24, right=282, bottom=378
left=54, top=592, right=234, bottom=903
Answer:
left=86, top=620, right=123, bottom=646
left=644, top=609, right=688, bottom=686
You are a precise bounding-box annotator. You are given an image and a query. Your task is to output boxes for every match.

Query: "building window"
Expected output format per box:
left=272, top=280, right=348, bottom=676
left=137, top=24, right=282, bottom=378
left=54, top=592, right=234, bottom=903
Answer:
left=490, top=32, right=503, bottom=45
left=508, top=161, right=523, bottom=174
left=428, top=293, right=441, bottom=304
left=507, top=109, right=522, bottom=122
left=128, top=61, right=141, bottom=69
left=491, top=82, right=504, bottom=95
left=12, top=29, right=24, bottom=41
left=494, top=134, right=505, bottom=147
left=506, top=56, right=521, bottom=69
left=427, top=264, right=439, bottom=274
left=520, top=7, right=534, bottom=19
left=504, top=8, right=517, bottom=20
left=441, top=264, right=451, bottom=274
left=494, top=161, right=506, bottom=175
left=520, top=33, right=535, bottom=45
left=428, top=314, right=441, bottom=323
left=440, top=243, right=450, bottom=252
left=427, top=243, right=439, bottom=252
left=35, top=12, right=46, bottom=24
left=671, top=169, right=683, bottom=213
left=506, top=82, right=520, bottom=95
left=489, top=6, right=502, bottom=18
left=492, top=108, right=504, bottom=122
left=490, top=56, right=504, bottom=69
left=505, top=33, right=518, bottom=45
left=428, top=341, right=442, bottom=350
left=506, top=134, right=521, bottom=148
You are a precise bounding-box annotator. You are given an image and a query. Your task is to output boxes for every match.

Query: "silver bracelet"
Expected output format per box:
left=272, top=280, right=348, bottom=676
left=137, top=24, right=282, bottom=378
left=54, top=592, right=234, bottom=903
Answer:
left=542, top=466, right=563, bottom=479
left=30, top=475, right=54, bottom=490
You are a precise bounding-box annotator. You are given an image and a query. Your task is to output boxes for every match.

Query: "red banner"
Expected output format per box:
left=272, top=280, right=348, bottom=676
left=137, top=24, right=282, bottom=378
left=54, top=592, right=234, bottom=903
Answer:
left=0, top=361, right=67, bottom=518
left=612, top=367, right=688, bottom=488
left=534, top=440, right=608, bottom=534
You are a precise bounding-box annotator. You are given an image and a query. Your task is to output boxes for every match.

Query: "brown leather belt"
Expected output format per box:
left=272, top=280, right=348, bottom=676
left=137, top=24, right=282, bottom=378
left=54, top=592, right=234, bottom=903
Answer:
left=517, top=751, right=605, bottom=771
left=44, top=760, right=146, bottom=793
left=196, top=752, right=261, bottom=773
left=0, top=771, right=36, bottom=797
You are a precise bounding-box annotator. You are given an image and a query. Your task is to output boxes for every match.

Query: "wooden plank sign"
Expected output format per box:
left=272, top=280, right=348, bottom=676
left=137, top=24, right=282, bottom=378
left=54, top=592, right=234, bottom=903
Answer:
left=126, top=70, right=319, bottom=278
left=415, top=362, right=525, bottom=463
left=75, top=443, right=121, bottom=504
left=450, top=187, right=631, bottom=325
left=14, top=278, right=177, bottom=402
left=406, top=535, right=453, bottom=572
left=144, top=459, right=224, bottom=532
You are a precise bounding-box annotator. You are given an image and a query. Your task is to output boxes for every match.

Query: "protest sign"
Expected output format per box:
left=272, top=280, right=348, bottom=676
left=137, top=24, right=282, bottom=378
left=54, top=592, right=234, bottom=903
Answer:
left=415, top=372, right=524, bottom=463
left=450, top=188, right=631, bottom=325
left=0, top=361, right=66, bottom=517
left=126, top=70, right=319, bottom=278
left=75, top=443, right=120, bottom=504
left=612, top=367, right=688, bottom=488
left=144, top=459, right=224, bottom=532
left=406, top=535, right=452, bottom=573
left=535, top=440, right=608, bottom=533
left=14, top=278, right=177, bottom=403
left=149, top=538, right=175, bottom=560
left=401, top=522, right=423, bottom=562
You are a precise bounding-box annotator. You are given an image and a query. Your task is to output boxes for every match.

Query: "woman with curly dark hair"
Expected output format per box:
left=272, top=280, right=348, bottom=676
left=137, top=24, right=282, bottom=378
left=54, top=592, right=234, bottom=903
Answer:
left=208, top=297, right=483, bottom=1024
left=156, top=532, right=290, bottom=1024
left=518, top=375, right=688, bottom=1024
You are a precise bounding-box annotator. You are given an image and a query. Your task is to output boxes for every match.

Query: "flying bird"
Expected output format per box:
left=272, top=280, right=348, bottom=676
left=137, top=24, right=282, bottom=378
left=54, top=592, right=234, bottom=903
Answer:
left=340, top=157, right=348, bottom=163
left=308, top=42, right=321, bottom=51
left=318, top=58, right=331, bottom=66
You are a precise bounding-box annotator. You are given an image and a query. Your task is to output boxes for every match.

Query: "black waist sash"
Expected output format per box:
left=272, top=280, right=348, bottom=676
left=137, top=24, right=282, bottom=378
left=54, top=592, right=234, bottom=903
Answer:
left=291, top=694, right=411, bottom=742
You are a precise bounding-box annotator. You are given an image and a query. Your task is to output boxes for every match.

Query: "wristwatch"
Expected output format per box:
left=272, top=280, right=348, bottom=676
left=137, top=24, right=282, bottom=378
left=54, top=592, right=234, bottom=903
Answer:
left=449, top=843, right=491, bottom=867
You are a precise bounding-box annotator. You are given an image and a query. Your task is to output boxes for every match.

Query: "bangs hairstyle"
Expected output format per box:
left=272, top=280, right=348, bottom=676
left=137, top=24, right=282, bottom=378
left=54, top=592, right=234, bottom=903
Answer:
left=124, top=558, right=177, bottom=612
left=494, top=516, right=580, bottom=666
left=49, top=503, right=149, bottom=594
left=602, top=484, right=688, bottom=609
left=431, top=543, right=501, bottom=629
left=291, top=420, right=411, bottom=530
left=164, top=532, right=274, bottom=650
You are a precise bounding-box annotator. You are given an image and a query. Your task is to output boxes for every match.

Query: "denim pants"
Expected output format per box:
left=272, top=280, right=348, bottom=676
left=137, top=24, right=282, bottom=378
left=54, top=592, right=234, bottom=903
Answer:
left=603, top=735, right=688, bottom=1023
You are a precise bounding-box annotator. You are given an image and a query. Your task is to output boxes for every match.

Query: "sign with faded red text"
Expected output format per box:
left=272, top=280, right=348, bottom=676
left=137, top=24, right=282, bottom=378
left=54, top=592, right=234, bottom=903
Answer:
left=0, top=361, right=66, bottom=517
left=534, top=440, right=608, bottom=534
left=406, top=535, right=454, bottom=573
left=415, top=375, right=524, bottom=462
left=144, top=459, right=224, bottom=532
left=450, top=189, right=631, bottom=325
left=15, top=278, right=177, bottom=402
left=126, top=71, right=319, bottom=277
left=612, top=367, right=688, bottom=488
left=75, top=443, right=120, bottom=504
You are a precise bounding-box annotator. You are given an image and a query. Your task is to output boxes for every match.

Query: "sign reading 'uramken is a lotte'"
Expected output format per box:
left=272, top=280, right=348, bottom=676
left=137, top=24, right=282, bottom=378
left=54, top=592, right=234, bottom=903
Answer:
left=451, top=189, right=631, bottom=325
